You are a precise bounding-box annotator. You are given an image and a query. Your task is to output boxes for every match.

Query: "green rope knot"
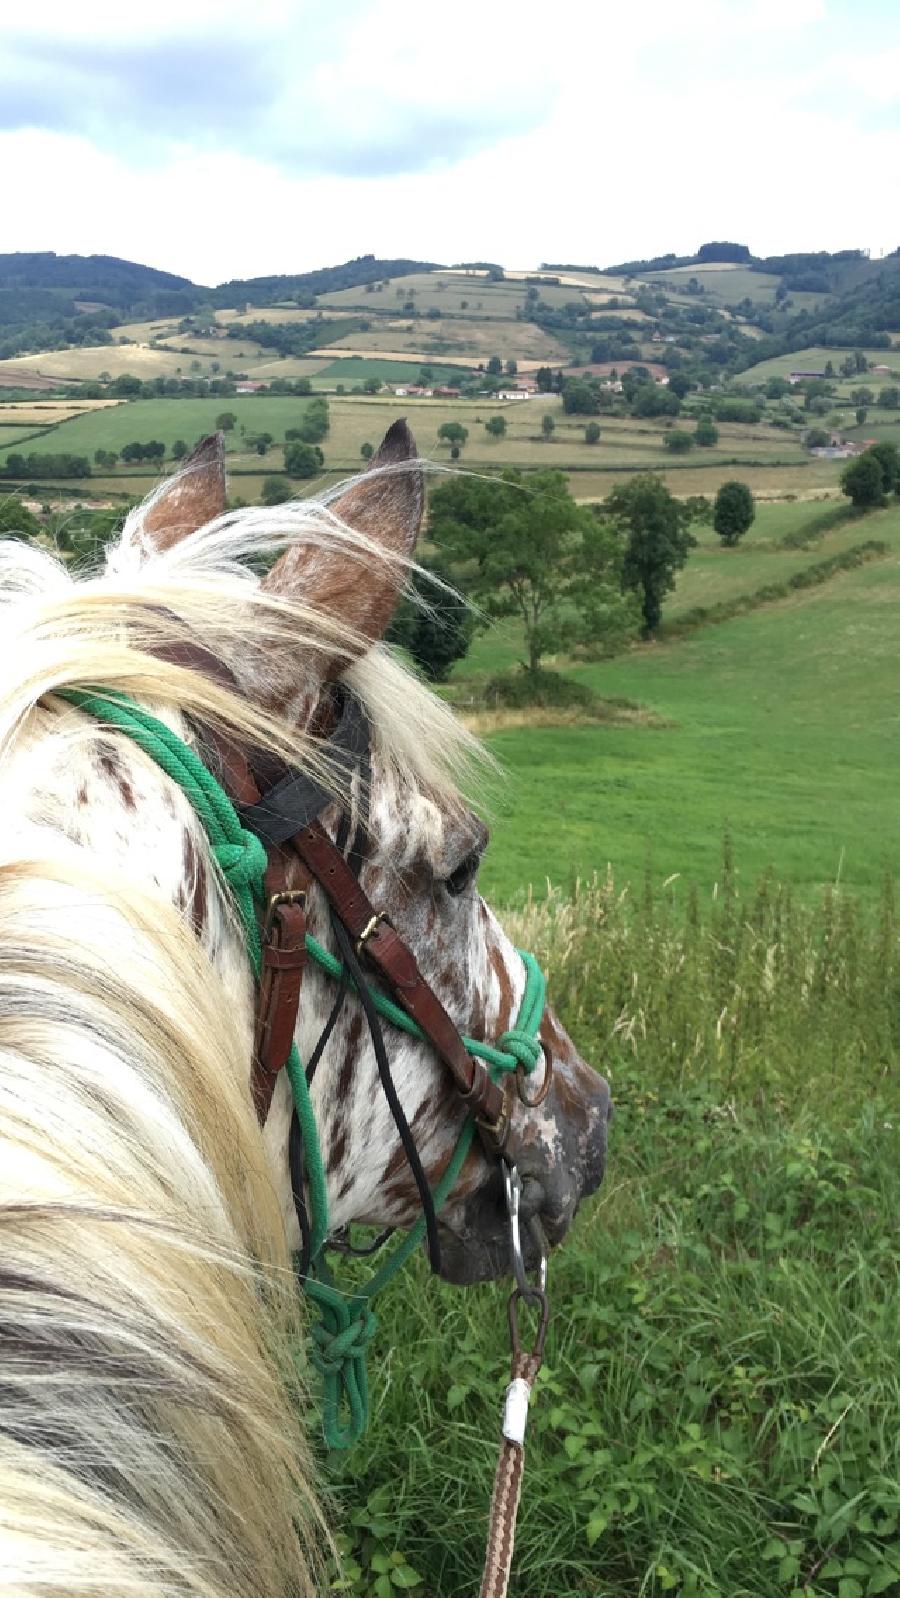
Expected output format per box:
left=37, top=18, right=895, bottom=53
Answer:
left=497, top=1027, right=542, bottom=1075
left=310, top=1304, right=378, bottom=1375
left=214, top=829, right=269, bottom=897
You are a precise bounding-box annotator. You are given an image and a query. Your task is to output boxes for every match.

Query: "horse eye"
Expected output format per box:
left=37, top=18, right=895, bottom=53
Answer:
left=443, top=851, right=480, bottom=897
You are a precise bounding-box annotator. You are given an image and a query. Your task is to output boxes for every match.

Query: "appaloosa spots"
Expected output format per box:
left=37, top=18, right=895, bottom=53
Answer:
left=97, top=743, right=136, bottom=812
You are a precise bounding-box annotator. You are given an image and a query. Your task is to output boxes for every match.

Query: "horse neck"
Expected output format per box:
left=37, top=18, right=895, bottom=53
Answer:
left=0, top=740, right=319, bottom=1596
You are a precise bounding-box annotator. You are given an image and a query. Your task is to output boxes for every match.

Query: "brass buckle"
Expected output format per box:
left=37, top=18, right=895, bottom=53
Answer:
left=263, top=888, right=307, bottom=940
left=356, top=910, right=391, bottom=955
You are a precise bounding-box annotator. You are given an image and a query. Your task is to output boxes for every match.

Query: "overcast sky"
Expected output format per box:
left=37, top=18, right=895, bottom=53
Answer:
left=1, top=0, right=897, bottom=285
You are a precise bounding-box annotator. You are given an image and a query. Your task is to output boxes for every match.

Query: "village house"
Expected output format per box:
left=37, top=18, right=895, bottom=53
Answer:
left=234, top=380, right=268, bottom=394
left=496, top=389, right=531, bottom=401
left=788, top=370, right=826, bottom=383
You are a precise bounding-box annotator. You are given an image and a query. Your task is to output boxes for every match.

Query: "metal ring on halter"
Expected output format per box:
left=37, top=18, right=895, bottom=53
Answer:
left=503, top=1163, right=549, bottom=1299
left=516, top=1038, right=553, bottom=1109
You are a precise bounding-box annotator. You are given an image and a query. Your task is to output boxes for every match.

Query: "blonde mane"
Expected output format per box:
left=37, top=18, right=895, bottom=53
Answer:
left=0, top=485, right=488, bottom=1597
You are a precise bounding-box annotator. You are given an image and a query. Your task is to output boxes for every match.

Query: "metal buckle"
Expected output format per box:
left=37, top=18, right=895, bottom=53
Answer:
left=263, top=888, right=307, bottom=941
left=356, top=909, right=391, bottom=955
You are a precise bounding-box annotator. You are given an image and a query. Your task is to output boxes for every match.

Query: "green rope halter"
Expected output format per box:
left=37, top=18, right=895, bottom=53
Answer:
left=59, top=689, right=546, bottom=1448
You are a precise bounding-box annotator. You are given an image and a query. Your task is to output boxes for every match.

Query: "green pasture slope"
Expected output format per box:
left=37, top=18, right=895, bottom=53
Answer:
left=333, top=503, right=898, bottom=1598
left=460, top=498, right=900, bottom=906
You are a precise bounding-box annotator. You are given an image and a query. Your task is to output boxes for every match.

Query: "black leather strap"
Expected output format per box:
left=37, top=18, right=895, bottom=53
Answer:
left=238, top=693, right=370, bottom=847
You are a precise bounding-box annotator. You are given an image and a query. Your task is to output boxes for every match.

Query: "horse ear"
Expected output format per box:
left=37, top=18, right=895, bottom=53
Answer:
left=262, top=418, right=424, bottom=650
left=141, top=433, right=227, bottom=552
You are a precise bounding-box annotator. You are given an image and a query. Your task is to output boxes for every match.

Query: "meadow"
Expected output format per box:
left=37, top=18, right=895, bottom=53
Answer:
left=736, top=348, right=900, bottom=386
left=325, top=488, right=900, bottom=1598
left=327, top=867, right=899, bottom=1598
left=452, top=497, right=900, bottom=907
left=316, top=271, right=579, bottom=316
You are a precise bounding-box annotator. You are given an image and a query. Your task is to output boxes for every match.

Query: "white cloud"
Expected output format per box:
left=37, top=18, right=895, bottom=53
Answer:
left=0, top=0, right=896, bottom=280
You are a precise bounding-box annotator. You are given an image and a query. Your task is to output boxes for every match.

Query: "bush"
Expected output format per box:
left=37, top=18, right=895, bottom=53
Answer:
left=284, top=442, right=324, bottom=478
left=694, top=420, right=718, bottom=447
left=663, top=429, right=694, bottom=453
left=584, top=422, right=601, bottom=444
left=261, top=476, right=293, bottom=505
left=713, top=480, right=755, bottom=546
left=482, top=667, right=599, bottom=711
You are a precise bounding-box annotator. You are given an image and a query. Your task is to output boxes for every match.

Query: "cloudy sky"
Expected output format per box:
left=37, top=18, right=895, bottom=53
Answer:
left=1, top=0, right=897, bottom=285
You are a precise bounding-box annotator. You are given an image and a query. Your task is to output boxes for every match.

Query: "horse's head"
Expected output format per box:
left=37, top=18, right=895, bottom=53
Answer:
left=53, top=425, right=611, bottom=1286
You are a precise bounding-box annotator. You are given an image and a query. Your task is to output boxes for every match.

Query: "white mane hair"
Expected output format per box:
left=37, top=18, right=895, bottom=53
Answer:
left=0, top=479, right=489, bottom=1597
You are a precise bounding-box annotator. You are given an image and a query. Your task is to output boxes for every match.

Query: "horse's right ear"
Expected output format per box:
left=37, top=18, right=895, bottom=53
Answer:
left=262, top=418, right=424, bottom=660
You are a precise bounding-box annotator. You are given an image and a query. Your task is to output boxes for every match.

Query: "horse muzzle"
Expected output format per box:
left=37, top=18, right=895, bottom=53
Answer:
left=436, top=1028, right=611, bottom=1287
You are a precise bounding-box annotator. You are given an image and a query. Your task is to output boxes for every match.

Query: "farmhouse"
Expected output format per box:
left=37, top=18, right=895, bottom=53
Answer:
left=235, top=380, right=268, bottom=394
left=788, top=370, right=826, bottom=383
left=392, top=385, right=433, bottom=397
left=496, top=389, right=532, bottom=401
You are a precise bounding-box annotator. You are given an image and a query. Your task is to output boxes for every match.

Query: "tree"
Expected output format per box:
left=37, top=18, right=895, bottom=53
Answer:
left=562, top=379, right=601, bottom=415
left=386, top=562, right=474, bottom=681
left=855, top=407, right=867, bottom=427
left=694, top=420, right=719, bottom=447
left=841, top=451, right=884, bottom=507
left=487, top=356, right=503, bottom=375
left=0, top=496, right=41, bottom=540
left=215, top=411, right=237, bottom=432
left=506, top=359, right=518, bottom=376
left=849, top=388, right=874, bottom=407
left=765, top=377, right=791, bottom=399
left=631, top=384, right=680, bottom=418
left=664, top=429, right=693, bottom=453
left=584, top=422, right=601, bottom=444
left=536, top=366, right=554, bottom=392
left=248, top=432, right=274, bottom=456
left=805, top=428, right=829, bottom=449
left=667, top=372, right=691, bottom=400
left=867, top=441, right=900, bottom=494
left=261, top=476, right=293, bottom=505
left=171, top=439, right=187, bottom=460
left=484, top=415, right=507, bottom=439
left=713, top=481, right=755, bottom=547
left=600, top=475, right=697, bottom=636
left=284, top=442, right=324, bottom=477
left=429, top=469, right=635, bottom=673
left=438, top=421, right=469, bottom=451
left=362, top=376, right=382, bottom=394
left=877, top=385, right=900, bottom=408
left=541, top=413, right=555, bottom=441
left=360, top=442, right=374, bottom=460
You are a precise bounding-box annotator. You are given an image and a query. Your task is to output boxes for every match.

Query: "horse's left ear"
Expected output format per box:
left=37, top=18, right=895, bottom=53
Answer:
left=140, top=433, right=227, bottom=552
left=263, top=418, right=424, bottom=651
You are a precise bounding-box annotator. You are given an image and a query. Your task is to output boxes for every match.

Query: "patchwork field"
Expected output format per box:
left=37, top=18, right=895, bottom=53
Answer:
left=316, top=271, right=578, bottom=315
left=321, top=317, right=572, bottom=362
left=642, top=265, right=784, bottom=304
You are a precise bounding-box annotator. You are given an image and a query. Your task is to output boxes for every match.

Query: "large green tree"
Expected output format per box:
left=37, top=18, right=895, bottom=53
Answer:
left=429, top=469, right=635, bottom=673
left=841, top=451, right=885, bottom=508
left=600, top=474, right=698, bottom=636
left=713, top=480, right=755, bottom=547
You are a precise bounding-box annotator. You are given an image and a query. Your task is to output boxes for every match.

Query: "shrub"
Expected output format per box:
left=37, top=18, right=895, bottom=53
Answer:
left=713, top=480, right=755, bottom=546
left=284, top=442, right=324, bottom=477
left=664, top=429, right=694, bottom=453
left=584, top=422, right=601, bottom=444
left=694, top=420, right=718, bottom=447
left=841, top=450, right=885, bottom=508
left=483, top=667, right=599, bottom=711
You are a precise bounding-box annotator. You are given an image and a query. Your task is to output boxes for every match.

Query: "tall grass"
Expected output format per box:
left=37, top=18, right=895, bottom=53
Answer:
left=325, top=849, right=899, bottom=1598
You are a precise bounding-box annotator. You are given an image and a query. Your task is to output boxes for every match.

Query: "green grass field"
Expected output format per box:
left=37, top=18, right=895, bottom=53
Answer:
left=454, top=498, right=900, bottom=907
left=642, top=266, right=783, bottom=304
left=316, top=270, right=579, bottom=316
left=736, top=347, right=900, bottom=385
left=330, top=868, right=899, bottom=1597
left=315, top=357, right=473, bottom=385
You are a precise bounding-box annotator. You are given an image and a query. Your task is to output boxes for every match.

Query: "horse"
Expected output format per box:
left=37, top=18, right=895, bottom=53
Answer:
left=0, top=420, right=610, bottom=1596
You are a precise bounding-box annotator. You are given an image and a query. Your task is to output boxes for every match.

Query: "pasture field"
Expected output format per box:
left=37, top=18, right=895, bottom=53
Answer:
left=460, top=496, right=900, bottom=907
left=0, top=344, right=226, bottom=383
left=321, top=316, right=572, bottom=363
left=316, top=271, right=578, bottom=316
left=0, top=398, right=123, bottom=424
left=314, top=357, right=474, bottom=386
left=736, top=346, right=900, bottom=385
left=346, top=870, right=898, bottom=1597
left=642, top=265, right=783, bottom=304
